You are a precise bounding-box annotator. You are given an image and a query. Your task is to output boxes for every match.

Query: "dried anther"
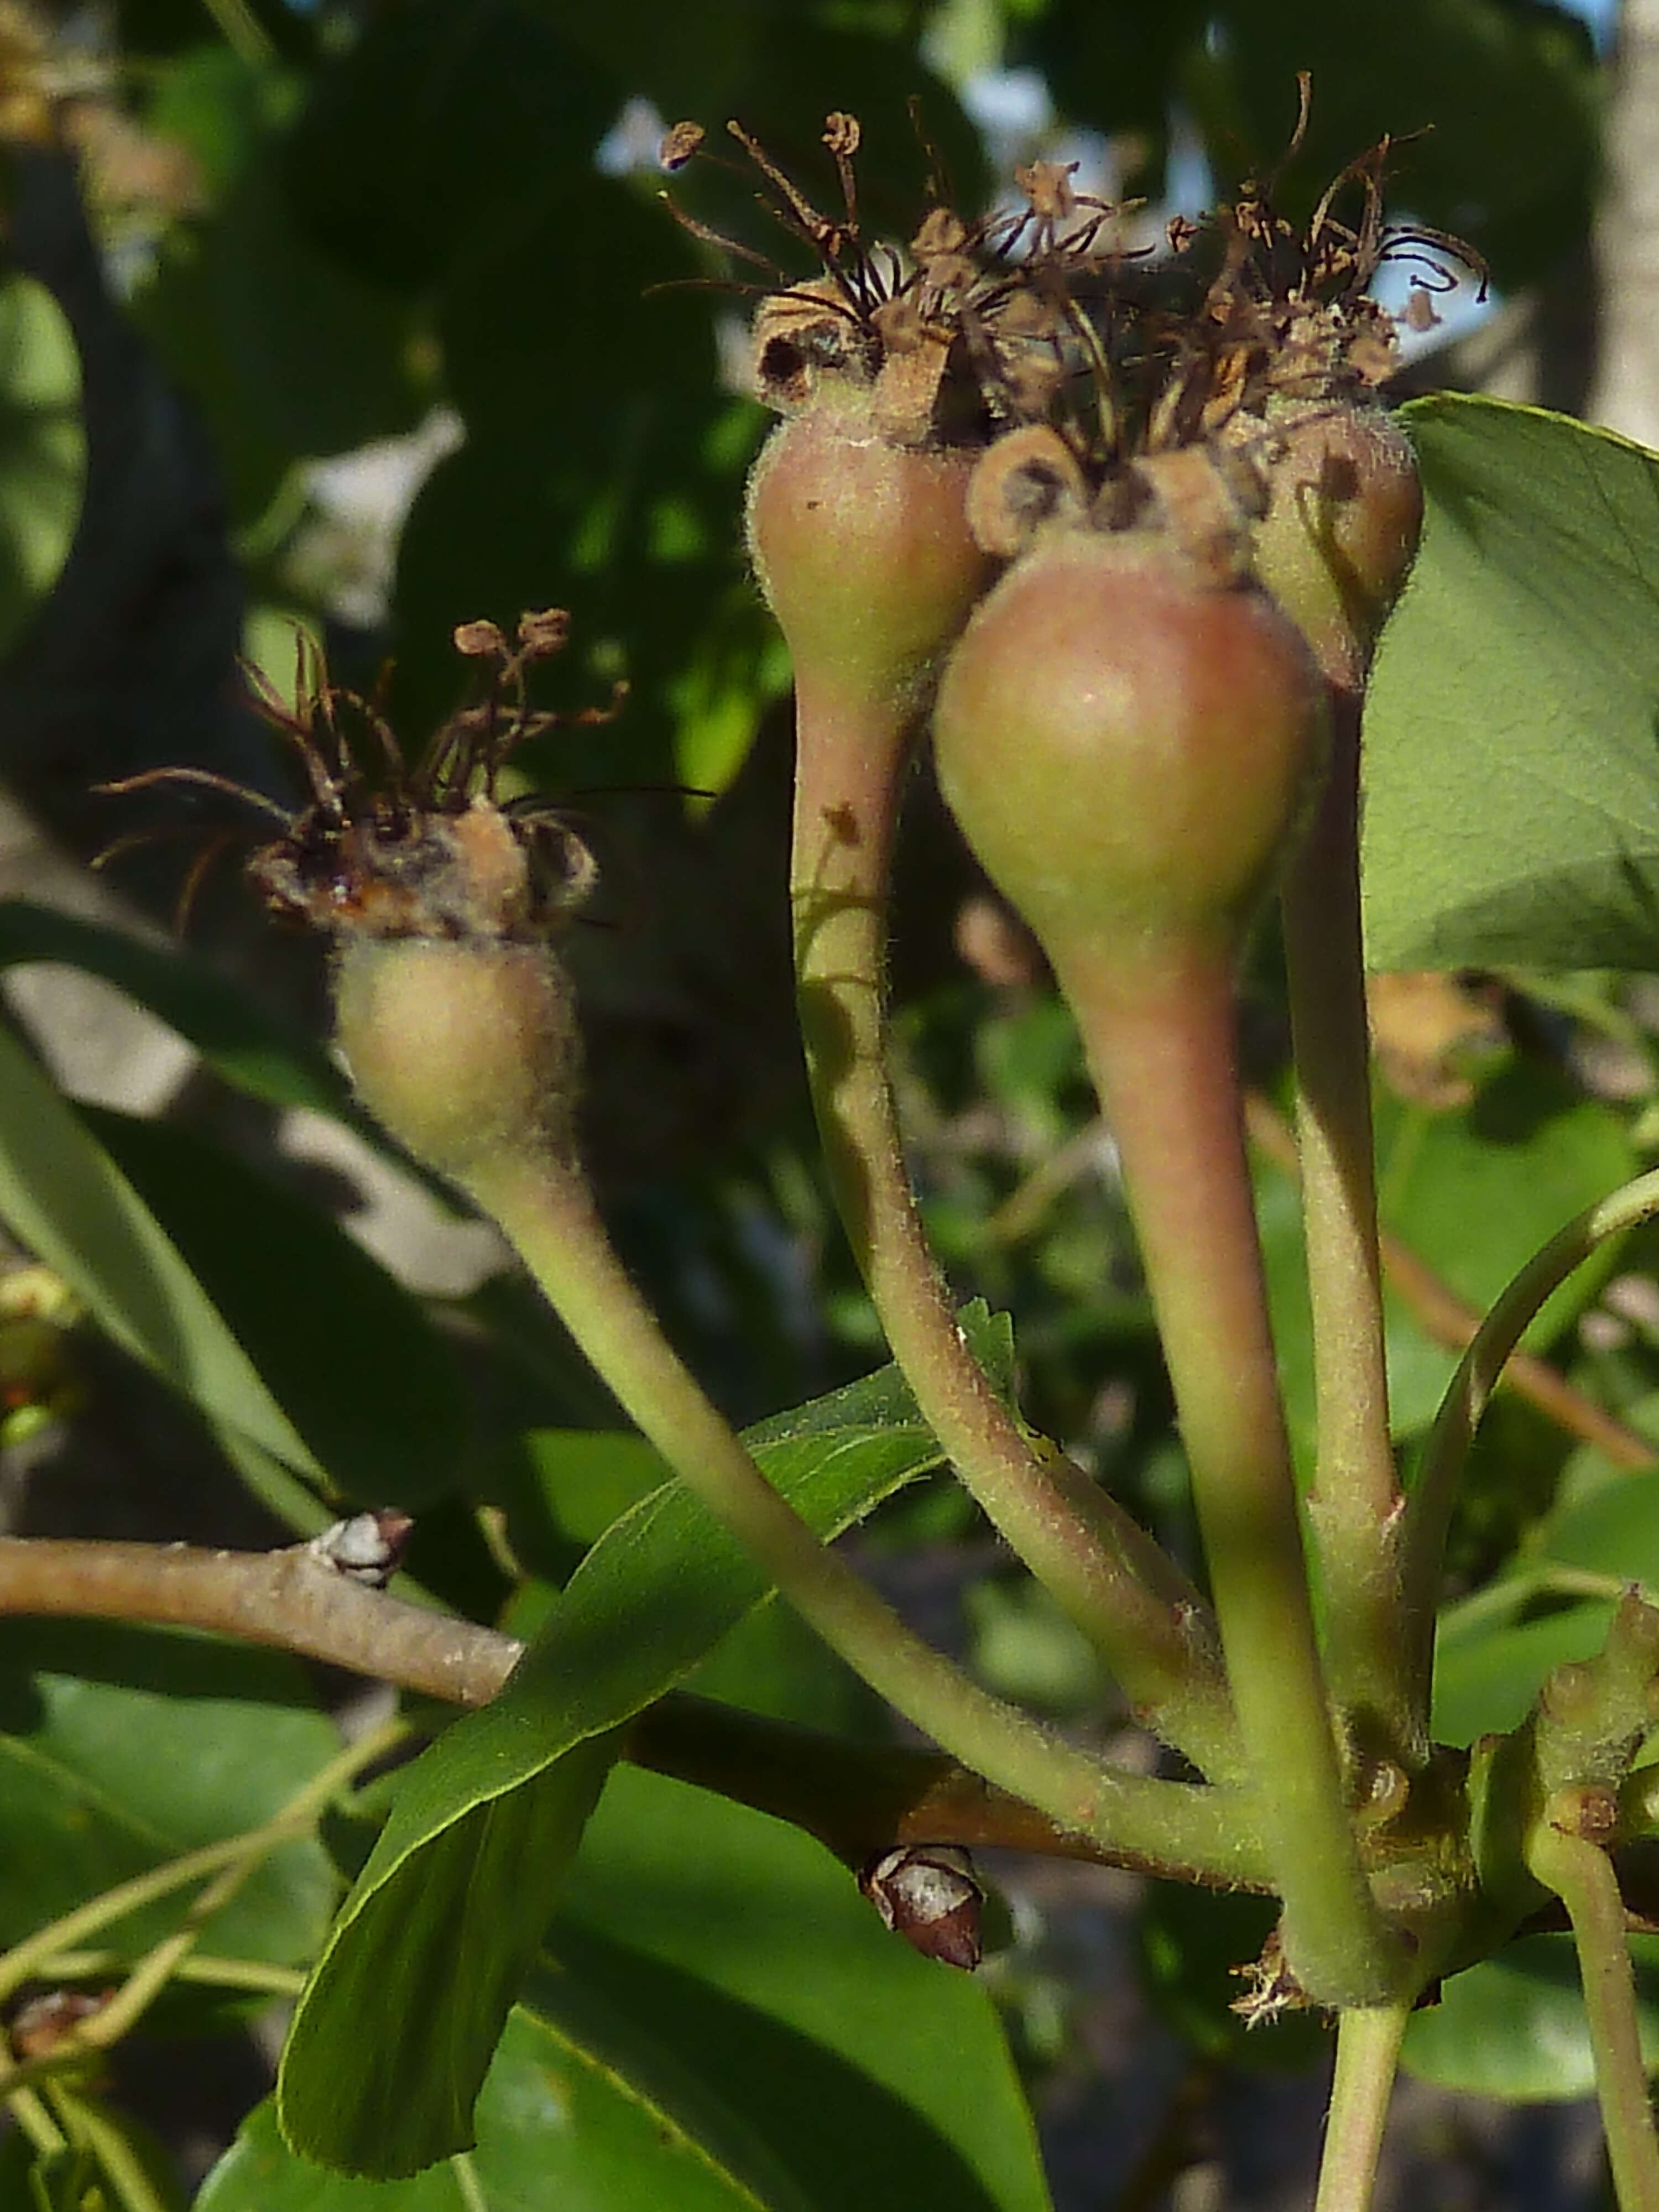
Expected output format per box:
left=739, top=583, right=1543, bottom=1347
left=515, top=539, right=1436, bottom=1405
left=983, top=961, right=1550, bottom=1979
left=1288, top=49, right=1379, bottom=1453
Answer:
left=1230, top=1927, right=1311, bottom=2026
left=661, top=109, right=1140, bottom=444
left=659, top=120, right=705, bottom=171
left=101, top=616, right=617, bottom=947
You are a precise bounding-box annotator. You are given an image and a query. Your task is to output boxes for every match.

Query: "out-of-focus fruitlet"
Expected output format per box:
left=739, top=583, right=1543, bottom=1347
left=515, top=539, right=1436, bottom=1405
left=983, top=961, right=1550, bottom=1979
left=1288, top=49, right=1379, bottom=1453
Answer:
left=335, top=932, right=582, bottom=1185
left=1245, top=405, right=1423, bottom=690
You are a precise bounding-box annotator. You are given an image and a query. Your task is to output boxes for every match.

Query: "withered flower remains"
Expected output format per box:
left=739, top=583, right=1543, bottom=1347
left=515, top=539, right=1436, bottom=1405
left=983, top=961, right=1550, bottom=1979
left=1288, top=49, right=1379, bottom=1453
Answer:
left=103, top=613, right=617, bottom=946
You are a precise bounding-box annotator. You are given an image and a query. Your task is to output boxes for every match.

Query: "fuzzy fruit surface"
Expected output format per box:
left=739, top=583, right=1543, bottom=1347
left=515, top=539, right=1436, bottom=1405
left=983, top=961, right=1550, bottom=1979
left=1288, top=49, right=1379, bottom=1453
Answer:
left=934, top=526, right=1328, bottom=971
left=747, top=385, right=992, bottom=709
left=1249, top=406, right=1422, bottom=688
left=333, top=936, right=581, bottom=1183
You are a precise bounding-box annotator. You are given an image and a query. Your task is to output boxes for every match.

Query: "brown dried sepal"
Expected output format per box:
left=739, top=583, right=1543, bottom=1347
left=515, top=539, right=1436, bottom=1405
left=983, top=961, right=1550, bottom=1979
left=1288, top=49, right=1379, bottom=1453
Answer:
left=966, top=425, right=1088, bottom=557
left=1120, top=442, right=1267, bottom=587
left=752, top=280, right=875, bottom=409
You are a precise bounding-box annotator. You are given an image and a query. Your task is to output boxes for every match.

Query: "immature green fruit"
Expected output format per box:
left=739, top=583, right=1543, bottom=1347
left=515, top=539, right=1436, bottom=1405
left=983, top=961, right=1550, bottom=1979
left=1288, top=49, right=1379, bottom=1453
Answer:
left=933, top=520, right=1328, bottom=978
left=745, top=383, right=993, bottom=712
left=1246, top=404, right=1422, bottom=690
left=333, top=933, right=581, bottom=1185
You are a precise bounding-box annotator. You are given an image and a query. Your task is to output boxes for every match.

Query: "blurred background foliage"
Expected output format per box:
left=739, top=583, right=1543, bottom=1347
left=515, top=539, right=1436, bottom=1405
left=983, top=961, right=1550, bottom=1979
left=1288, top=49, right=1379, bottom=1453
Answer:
left=4, top=0, right=1659, bottom=2203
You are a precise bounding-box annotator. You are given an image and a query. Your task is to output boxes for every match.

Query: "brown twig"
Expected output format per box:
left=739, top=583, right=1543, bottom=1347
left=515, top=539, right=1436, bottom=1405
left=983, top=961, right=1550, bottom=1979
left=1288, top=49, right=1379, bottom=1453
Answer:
left=0, top=1534, right=518, bottom=1703
left=1244, top=1093, right=1658, bottom=1474
left=0, top=1533, right=1259, bottom=1885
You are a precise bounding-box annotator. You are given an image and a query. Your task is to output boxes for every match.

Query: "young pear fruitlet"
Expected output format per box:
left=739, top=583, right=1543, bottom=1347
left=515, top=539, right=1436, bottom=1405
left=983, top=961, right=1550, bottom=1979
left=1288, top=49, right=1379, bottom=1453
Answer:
left=933, top=512, right=1328, bottom=989
left=936, top=499, right=1401, bottom=2008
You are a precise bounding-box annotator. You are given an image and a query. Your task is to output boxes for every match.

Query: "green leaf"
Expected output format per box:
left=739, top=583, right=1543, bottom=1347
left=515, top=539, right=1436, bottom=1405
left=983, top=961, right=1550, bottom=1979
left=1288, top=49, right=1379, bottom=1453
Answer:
left=520, top=1428, right=672, bottom=1548
left=555, top=1767, right=1052, bottom=2212
left=1258, top=1055, right=1625, bottom=1475
left=1431, top=1601, right=1616, bottom=1746
left=145, top=41, right=274, bottom=206
left=84, top=1107, right=468, bottom=1509
left=1377, top=1061, right=1634, bottom=1350
left=1256, top=1144, right=1454, bottom=1475
left=279, top=0, right=617, bottom=294
left=278, top=1736, right=617, bottom=2178
left=0, top=1621, right=337, bottom=1970
left=0, top=270, right=85, bottom=659
left=1540, top=1469, right=1659, bottom=1590
left=277, top=1309, right=1016, bottom=2177
left=133, top=91, right=424, bottom=522
left=0, top=1015, right=320, bottom=1479
left=1404, top=1933, right=1659, bottom=2100
left=687, top=1595, right=884, bottom=1737
left=205, top=1961, right=818, bottom=2209
left=0, top=900, right=354, bottom=1120
left=1365, top=397, right=1659, bottom=973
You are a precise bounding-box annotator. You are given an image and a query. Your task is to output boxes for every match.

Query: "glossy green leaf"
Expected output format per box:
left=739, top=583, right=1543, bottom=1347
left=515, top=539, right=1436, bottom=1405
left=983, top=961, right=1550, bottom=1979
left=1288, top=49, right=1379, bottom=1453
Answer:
left=278, top=1310, right=1015, bottom=2177
left=555, top=1767, right=1052, bottom=2212
left=687, top=1593, right=883, bottom=1738
left=0, top=270, right=85, bottom=659
left=0, top=900, right=354, bottom=1120
left=1404, top=1933, right=1659, bottom=2100
left=0, top=1015, right=320, bottom=1479
left=1431, top=1601, right=1616, bottom=1746
left=0, top=1620, right=337, bottom=1968
left=84, top=1107, right=468, bottom=1508
left=1365, top=397, right=1659, bottom=973
left=279, top=1737, right=618, bottom=2177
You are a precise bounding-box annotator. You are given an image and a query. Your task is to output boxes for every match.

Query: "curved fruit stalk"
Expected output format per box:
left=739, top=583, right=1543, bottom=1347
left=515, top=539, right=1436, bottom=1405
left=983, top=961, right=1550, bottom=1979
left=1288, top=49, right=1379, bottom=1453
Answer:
left=934, top=503, right=1405, bottom=2005
left=749, top=372, right=1240, bottom=1778
left=1250, top=400, right=1427, bottom=1763
left=330, top=910, right=1257, bottom=1891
